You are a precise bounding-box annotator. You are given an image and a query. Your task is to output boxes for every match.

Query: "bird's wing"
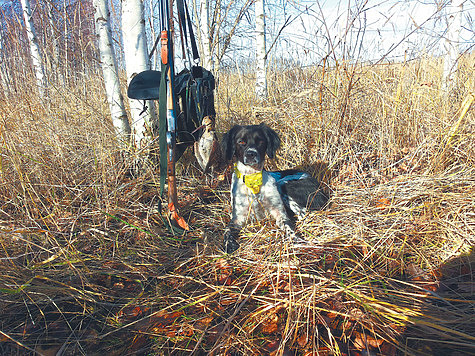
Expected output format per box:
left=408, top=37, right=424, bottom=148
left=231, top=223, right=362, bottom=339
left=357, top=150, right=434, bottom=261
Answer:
left=204, top=133, right=223, bottom=173
left=194, top=141, right=206, bottom=170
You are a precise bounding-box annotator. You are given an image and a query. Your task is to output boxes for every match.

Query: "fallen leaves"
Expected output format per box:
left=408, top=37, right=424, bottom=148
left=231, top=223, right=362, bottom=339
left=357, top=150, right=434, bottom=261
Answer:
left=353, top=331, right=384, bottom=350
left=216, top=258, right=234, bottom=285
left=193, top=316, right=214, bottom=331
left=117, top=305, right=150, bottom=321
left=259, top=312, right=281, bottom=334
left=149, top=310, right=184, bottom=331
left=297, top=333, right=310, bottom=348
left=375, top=197, right=392, bottom=210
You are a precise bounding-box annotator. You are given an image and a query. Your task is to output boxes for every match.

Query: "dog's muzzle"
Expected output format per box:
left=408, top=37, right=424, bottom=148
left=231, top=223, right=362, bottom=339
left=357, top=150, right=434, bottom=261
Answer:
left=243, top=148, right=260, bottom=165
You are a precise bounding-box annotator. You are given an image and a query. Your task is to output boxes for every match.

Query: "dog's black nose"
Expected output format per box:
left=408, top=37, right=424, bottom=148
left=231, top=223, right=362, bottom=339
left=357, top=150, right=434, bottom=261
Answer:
left=245, top=150, right=257, bottom=159
left=243, top=148, right=260, bottom=165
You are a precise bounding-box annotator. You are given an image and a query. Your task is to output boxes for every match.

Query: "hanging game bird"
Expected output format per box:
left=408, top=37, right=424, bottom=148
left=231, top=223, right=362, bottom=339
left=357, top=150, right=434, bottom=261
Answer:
left=194, top=116, right=223, bottom=174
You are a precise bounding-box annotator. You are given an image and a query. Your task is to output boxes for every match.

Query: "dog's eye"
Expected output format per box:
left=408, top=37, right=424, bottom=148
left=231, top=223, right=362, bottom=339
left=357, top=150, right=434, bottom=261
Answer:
left=238, top=140, right=246, bottom=145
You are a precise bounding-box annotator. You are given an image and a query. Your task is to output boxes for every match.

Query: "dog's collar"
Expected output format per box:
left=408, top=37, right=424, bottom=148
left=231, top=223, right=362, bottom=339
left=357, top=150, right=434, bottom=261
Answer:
left=234, top=164, right=263, bottom=194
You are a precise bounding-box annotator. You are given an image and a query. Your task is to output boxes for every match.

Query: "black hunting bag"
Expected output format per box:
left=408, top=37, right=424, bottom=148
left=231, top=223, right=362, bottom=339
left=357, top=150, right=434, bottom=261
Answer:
left=127, top=65, right=216, bottom=160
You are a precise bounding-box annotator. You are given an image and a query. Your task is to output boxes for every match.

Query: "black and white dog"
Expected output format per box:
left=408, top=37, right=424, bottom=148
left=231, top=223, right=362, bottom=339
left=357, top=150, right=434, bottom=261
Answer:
left=222, top=123, right=329, bottom=253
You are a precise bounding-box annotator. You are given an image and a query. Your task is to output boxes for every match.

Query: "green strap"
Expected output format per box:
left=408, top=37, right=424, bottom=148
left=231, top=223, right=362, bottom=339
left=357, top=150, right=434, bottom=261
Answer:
left=159, top=62, right=168, bottom=197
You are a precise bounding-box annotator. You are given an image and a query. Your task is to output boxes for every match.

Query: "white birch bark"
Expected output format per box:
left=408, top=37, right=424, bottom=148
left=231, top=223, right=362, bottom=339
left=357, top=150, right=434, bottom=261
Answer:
left=62, top=0, right=69, bottom=84
left=255, top=0, right=267, bottom=101
left=122, top=0, right=157, bottom=150
left=20, top=0, right=45, bottom=95
left=46, top=3, right=62, bottom=83
left=199, top=0, right=212, bottom=70
left=442, top=0, right=463, bottom=92
left=93, top=0, right=131, bottom=143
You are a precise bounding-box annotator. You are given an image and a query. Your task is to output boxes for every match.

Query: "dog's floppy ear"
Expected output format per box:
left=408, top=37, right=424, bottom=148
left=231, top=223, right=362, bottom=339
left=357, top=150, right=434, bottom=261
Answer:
left=260, top=123, right=281, bottom=159
left=222, top=125, right=242, bottom=161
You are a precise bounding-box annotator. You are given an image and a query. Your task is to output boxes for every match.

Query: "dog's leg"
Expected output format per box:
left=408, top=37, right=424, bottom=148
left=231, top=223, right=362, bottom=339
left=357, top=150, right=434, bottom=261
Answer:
left=223, top=223, right=241, bottom=254
left=223, top=182, right=249, bottom=253
left=272, top=209, right=298, bottom=240
left=224, top=214, right=248, bottom=253
left=264, top=199, right=306, bottom=244
left=280, top=219, right=308, bottom=244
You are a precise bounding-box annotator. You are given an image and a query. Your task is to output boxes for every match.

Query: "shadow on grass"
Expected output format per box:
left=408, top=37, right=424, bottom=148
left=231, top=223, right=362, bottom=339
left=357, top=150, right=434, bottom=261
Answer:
left=400, top=248, right=474, bottom=356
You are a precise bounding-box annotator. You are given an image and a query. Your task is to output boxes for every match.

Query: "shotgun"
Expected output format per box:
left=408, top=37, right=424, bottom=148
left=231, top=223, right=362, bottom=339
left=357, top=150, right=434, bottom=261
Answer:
left=161, top=25, right=189, bottom=232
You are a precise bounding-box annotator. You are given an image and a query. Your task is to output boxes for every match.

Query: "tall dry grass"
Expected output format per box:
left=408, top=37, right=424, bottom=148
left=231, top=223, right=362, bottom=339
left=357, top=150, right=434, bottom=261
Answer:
left=0, top=53, right=474, bottom=355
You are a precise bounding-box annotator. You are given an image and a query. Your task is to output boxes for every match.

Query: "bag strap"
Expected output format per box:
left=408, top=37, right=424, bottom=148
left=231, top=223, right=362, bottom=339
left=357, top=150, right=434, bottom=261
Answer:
left=176, top=0, right=200, bottom=62
left=185, top=1, right=199, bottom=62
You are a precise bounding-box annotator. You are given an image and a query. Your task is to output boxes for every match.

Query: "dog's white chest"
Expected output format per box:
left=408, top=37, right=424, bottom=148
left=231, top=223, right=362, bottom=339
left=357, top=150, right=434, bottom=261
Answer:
left=231, top=177, right=262, bottom=215
left=230, top=172, right=283, bottom=224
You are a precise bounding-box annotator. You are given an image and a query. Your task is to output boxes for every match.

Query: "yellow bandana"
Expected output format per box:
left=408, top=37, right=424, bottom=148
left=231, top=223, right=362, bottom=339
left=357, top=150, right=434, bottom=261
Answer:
left=234, top=164, right=263, bottom=194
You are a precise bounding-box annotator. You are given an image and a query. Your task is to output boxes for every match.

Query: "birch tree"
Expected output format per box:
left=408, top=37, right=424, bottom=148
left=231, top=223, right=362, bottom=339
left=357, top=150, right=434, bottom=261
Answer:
left=255, top=0, right=267, bottom=100
left=46, top=3, right=62, bottom=83
left=122, top=0, right=157, bottom=150
left=93, top=0, right=131, bottom=144
left=19, top=0, right=45, bottom=95
left=199, top=0, right=212, bottom=70
left=442, top=0, right=463, bottom=92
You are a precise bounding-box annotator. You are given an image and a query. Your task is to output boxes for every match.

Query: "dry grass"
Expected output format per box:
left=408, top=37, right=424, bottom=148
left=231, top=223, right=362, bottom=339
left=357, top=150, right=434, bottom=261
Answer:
left=0, top=54, right=474, bottom=355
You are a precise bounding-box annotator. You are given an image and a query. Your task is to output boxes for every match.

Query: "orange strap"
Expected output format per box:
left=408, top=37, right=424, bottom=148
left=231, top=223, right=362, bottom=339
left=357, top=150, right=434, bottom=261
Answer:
left=160, top=31, right=168, bottom=65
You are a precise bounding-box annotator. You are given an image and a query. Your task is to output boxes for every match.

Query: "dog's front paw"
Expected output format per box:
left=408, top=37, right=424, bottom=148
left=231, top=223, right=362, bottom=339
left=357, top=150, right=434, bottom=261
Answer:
left=223, top=229, right=240, bottom=254
left=224, top=235, right=240, bottom=254
left=282, top=223, right=308, bottom=245
left=292, top=233, right=308, bottom=245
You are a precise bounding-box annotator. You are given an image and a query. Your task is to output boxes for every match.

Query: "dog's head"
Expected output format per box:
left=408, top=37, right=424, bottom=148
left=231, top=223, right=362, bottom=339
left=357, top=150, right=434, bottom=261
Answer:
left=222, top=123, right=281, bottom=169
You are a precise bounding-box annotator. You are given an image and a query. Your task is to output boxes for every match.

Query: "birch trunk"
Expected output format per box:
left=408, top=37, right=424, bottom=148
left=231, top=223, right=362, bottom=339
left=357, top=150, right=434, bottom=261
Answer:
left=93, top=0, right=131, bottom=144
left=199, top=0, right=212, bottom=70
left=46, top=4, right=62, bottom=83
left=122, top=0, right=157, bottom=150
left=255, top=0, right=267, bottom=101
left=20, top=0, right=45, bottom=96
left=63, top=0, right=69, bottom=84
left=442, top=0, right=463, bottom=92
